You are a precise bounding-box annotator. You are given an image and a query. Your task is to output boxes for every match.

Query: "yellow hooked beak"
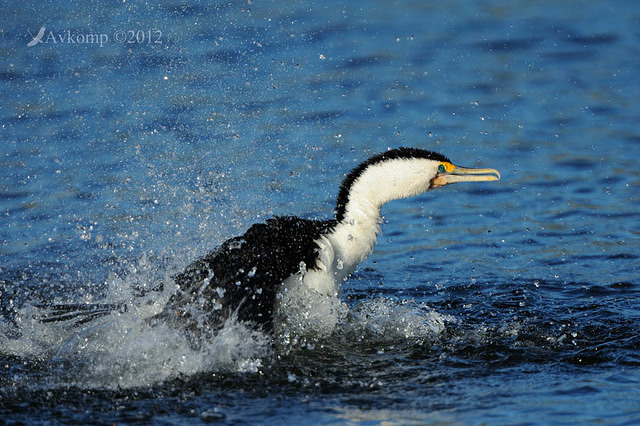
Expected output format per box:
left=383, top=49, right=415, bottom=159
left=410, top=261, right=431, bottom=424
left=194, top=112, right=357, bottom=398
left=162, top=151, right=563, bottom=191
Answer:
left=431, top=163, right=501, bottom=188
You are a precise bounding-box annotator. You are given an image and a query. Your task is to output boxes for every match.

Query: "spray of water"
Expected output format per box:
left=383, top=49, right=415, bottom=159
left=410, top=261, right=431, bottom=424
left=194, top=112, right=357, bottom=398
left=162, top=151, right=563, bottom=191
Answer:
left=1, top=254, right=454, bottom=390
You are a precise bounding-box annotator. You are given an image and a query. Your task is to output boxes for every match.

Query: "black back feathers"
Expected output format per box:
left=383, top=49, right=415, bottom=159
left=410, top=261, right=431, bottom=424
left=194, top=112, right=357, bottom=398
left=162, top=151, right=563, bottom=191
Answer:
left=158, top=216, right=336, bottom=335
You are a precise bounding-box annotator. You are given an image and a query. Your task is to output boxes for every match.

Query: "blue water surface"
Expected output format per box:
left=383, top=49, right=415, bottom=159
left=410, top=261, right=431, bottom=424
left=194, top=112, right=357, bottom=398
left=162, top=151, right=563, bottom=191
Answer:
left=1, top=0, right=639, bottom=424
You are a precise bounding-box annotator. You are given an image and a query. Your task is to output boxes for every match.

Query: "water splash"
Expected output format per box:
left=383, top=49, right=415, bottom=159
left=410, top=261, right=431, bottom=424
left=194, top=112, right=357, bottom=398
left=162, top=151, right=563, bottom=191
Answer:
left=0, top=262, right=272, bottom=390
left=344, top=297, right=455, bottom=342
left=1, top=257, right=456, bottom=391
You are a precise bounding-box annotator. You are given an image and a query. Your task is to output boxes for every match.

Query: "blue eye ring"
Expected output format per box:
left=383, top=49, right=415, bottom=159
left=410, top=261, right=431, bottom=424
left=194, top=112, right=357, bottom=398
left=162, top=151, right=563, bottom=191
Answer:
left=438, top=164, right=446, bottom=173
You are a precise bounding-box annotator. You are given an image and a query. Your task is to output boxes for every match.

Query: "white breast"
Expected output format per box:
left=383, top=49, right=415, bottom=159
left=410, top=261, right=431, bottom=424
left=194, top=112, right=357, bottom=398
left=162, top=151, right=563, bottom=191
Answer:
left=281, top=211, right=380, bottom=296
left=274, top=218, right=380, bottom=339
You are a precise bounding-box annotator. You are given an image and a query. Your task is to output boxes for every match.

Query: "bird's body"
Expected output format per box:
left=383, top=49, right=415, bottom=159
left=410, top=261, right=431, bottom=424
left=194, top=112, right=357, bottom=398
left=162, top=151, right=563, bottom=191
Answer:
left=157, top=216, right=337, bottom=334
left=155, top=147, right=500, bottom=337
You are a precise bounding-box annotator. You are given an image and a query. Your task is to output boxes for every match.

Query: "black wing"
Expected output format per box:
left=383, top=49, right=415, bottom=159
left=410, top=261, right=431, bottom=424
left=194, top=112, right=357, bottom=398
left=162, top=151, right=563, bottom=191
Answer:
left=33, top=303, right=127, bottom=326
left=156, top=216, right=336, bottom=335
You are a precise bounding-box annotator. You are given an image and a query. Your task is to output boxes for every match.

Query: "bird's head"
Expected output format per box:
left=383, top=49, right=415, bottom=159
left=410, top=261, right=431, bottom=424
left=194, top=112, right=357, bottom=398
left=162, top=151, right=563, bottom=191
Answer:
left=335, top=147, right=500, bottom=222
left=429, top=158, right=501, bottom=189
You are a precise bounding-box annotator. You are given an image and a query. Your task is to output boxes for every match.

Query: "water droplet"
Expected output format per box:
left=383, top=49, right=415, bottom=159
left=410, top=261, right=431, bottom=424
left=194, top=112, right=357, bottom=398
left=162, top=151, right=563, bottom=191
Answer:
left=336, top=258, right=344, bottom=270
left=201, top=409, right=226, bottom=422
left=248, top=266, right=257, bottom=277
left=229, top=239, right=245, bottom=250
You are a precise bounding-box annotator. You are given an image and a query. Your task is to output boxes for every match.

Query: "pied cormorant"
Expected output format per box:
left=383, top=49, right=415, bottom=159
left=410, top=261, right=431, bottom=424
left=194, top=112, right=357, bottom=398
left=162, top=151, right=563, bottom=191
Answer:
left=153, top=147, right=500, bottom=335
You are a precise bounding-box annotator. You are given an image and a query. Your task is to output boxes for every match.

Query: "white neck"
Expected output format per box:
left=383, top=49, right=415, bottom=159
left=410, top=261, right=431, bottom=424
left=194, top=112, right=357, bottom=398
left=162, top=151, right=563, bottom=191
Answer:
left=300, top=157, right=439, bottom=296
left=335, top=157, right=438, bottom=263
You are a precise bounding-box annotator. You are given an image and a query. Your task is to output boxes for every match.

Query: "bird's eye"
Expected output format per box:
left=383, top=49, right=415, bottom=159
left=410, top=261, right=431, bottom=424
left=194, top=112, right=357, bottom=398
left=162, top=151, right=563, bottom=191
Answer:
left=438, top=164, right=446, bottom=173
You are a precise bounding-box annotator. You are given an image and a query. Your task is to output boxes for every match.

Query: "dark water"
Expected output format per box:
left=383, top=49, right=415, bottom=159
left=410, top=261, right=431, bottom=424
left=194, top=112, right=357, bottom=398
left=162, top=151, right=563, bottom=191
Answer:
left=2, top=0, right=639, bottom=424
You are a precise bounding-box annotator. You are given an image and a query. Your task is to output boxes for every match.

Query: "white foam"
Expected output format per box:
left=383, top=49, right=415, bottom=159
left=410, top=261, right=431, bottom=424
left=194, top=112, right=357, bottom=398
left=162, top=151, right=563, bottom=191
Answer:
left=274, top=280, right=349, bottom=350
left=1, top=268, right=272, bottom=390
left=343, top=297, right=456, bottom=343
